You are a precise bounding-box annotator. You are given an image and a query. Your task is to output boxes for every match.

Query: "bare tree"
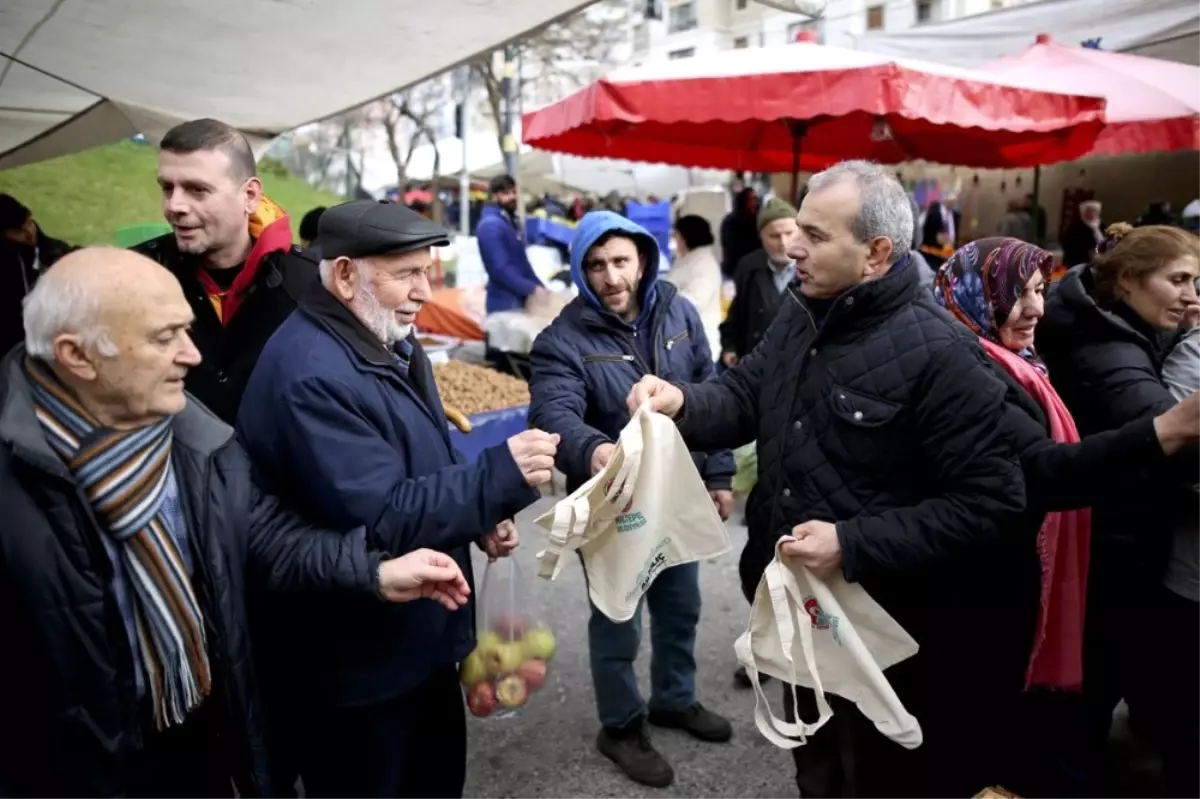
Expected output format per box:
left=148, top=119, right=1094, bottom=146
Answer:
left=369, top=80, right=450, bottom=221
left=470, top=0, right=632, bottom=160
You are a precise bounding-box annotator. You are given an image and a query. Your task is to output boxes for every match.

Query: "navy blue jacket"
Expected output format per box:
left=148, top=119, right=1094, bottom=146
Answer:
left=237, top=284, right=541, bottom=707
left=477, top=204, right=543, bottom=313
left=529, top=211, right=734, bottom=492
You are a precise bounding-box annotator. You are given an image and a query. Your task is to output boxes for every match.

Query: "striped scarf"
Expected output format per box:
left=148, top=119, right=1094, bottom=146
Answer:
left=23, top=358, right=212, bottom=729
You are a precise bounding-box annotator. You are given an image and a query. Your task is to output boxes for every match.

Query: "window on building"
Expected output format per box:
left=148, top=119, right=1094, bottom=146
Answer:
left=915, top=0, right=940, bottom=23
left=866, top=4, right=885, bottom=30
left=787, top=18, right=825, bottom=43
left=668, top=1, right=698, bottom=33
left=644, top=0, right=662, bottom=19
left=733, top=35, right=749, bottom=48
left=668, top=46, right=696, bottom=59
left=736, top=0, right=748, bottom=9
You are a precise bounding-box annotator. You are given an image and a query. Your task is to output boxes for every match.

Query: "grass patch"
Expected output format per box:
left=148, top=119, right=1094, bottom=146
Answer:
left=0, top=140, right=344, bottom=246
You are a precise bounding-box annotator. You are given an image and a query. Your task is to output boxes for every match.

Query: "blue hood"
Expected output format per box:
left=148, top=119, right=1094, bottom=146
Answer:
left=569, top=211, right=660, bottom=317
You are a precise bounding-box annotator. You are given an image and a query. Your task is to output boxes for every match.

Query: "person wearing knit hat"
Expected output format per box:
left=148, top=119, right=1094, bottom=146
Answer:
left=757, top=197, right=797, bottom=233
left=718, top=196, right=799, bottom=369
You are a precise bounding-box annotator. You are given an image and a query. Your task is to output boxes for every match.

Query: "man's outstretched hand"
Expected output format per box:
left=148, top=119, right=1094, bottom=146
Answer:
left=378, top=549, right=471, bottom=609
left=626, top=376, right=684, bottom=419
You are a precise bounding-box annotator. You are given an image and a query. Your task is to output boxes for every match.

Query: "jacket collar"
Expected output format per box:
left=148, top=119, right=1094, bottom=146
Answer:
left=0, top=348, right=232, bottom=479
left=299, top=281, right=399, bottom=369
left=573, top=278, right=677, bottom=332
left=1050, top=264, right=1170, bottom=354
left=790, top=254, right=920, bottom=336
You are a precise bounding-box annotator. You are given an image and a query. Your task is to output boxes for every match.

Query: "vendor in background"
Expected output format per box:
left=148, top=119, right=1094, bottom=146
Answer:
left=665, top=215, right=723, bottom=353
left=0, top=193, right=75, bottom=356
left=478, top=174, right=547, bottom=314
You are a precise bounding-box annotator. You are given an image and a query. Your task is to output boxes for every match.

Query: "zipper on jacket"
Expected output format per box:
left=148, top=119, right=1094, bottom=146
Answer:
left=665, top=330, right=689, bottom=351
left=583, top=354, right=636, bottom=364
left=624, top=326, right=652, bottom=374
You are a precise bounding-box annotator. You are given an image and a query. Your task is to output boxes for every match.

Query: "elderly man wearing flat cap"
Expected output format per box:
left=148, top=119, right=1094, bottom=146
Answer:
left=237, top=200, right=559, bottom=798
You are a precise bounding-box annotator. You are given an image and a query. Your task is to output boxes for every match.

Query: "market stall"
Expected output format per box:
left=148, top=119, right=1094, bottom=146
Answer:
left=522, top=39, right=1108, bottom=199
left=432, top=360, right=532, bottom=463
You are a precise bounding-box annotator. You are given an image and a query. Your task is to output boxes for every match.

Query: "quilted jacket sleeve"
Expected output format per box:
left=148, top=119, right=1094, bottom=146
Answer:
left=837, top=340, right=1027, bottom=581
left=528, top=326, right=613, bottom=485
left=678, top=299, right=793, bottom=451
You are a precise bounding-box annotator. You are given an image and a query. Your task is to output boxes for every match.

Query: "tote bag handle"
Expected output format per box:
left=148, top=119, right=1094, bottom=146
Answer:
left=735, top=554, right=834, bottom=748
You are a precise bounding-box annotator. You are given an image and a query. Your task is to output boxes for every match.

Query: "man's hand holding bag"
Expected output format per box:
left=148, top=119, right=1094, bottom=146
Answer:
left=534, top=403, right=731, bottom=622
left=734, top=536, right=924, bottom=751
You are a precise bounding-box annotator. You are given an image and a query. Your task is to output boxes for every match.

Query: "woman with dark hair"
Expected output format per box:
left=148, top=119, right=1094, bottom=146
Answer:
left=1035, top=223, right=1200, bottom=798
left=666, top=215, right=722, bottom=354
left=934, top=237, right=1200, bottom=796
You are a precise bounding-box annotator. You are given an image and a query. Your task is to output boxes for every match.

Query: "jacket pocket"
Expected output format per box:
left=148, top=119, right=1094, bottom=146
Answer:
left=828, top=385, right=902, bottom=427
left=583, top=354, right=636, bottom=364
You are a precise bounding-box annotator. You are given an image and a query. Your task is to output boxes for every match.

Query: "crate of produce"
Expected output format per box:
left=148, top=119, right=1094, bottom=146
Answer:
left=433, top=361, right=532, bottom=463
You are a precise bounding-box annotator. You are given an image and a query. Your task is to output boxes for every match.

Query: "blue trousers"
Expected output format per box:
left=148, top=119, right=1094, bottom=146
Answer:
left=586, top=561, right=701, bottom=728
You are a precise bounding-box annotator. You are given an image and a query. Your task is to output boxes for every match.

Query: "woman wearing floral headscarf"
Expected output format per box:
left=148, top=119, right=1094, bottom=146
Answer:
left=934, top=237, right=1200, bottom=796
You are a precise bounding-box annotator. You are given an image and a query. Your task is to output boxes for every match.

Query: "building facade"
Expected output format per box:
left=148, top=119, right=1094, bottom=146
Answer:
left=632, top=0, right=1042, bottom=61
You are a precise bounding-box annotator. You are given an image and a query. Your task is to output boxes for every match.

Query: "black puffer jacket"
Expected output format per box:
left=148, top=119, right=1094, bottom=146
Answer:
left=1036, top=264, right=1198, bottom=581
left=134, top=234, right=318, bottom=425
left=0, top=227, right=74, bottom=356
left=677, top=258, right=1030, bottom=775
left=0, top=350, right=382, bottom=797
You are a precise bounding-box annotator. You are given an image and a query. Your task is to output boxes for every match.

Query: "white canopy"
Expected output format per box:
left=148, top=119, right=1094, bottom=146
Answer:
left=0, top=0, right=593, bottom=169
left=853, top=0, right=1198, bottom=68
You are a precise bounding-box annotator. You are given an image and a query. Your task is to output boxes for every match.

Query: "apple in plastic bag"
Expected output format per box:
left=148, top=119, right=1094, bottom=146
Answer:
left=483, top=642, right=523, bottom=677
left=517, top=659, right=547, bottom=691
left=492, top=614, right=528, bottom=639
left=459, top=650, right=488, bottom=686
left=495, top=674, right=528, bottom=708
left=467, top=682, right=497, bottom=717
left=521, top=627, right=556, bottom=661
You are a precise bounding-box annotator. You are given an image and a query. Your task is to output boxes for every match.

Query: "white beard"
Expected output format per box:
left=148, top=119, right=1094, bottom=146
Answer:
left=351, top=284, right=413, bottom=348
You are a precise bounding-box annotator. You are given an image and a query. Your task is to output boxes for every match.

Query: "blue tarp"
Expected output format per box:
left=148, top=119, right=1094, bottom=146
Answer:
left=525, top=217, right=575, bottom=249
left=448, top=405, right=530, bottom=463
left=624, top=200, right=673, bottom=267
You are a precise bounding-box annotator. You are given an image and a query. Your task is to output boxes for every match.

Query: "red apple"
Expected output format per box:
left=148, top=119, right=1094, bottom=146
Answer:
left=495, top=674, right=529, bottom=708
left=467, top=681, right=497, bottom=717
left=516, top=659, right=548, bottom=691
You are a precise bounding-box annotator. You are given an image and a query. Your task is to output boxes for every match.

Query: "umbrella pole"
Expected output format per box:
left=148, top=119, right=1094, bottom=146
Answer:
left=1031, top=165, right=1042, bottom=246
left=789, top=121, right=807, bottom=206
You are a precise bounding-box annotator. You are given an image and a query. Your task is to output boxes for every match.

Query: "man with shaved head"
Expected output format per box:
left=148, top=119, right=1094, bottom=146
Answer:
left=134, top=118, right=318, bottom=424
left=0, top=247, right=475, bottom=797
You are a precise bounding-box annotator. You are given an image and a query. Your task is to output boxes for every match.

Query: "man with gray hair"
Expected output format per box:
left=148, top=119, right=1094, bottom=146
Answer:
left=237, top=200, right=559, bottom=797
left=0, top=247, right=474, bottom=796
left=627, top=160, right=1028, bottom=795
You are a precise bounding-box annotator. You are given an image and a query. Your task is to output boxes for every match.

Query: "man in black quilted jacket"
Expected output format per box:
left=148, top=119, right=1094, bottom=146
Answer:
left=628, top=160, right=1029, bottom=797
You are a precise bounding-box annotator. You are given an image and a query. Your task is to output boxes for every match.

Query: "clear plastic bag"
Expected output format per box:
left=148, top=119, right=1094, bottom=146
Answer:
left=459, top=557, right=556, bottom=718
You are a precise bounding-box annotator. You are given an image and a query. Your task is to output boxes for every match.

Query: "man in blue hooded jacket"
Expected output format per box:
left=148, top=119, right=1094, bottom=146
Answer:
left=528, top=211, right=735, bottom=789
left=478, top=174, right=546, bottom=314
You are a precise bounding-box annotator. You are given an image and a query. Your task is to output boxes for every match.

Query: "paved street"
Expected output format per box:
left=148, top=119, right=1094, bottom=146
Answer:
left=461, top=496, right=1164, bottom=799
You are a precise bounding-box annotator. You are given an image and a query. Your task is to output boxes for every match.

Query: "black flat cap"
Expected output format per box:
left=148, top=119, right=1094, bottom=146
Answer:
left=318, top=200, right=451, bottom=260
